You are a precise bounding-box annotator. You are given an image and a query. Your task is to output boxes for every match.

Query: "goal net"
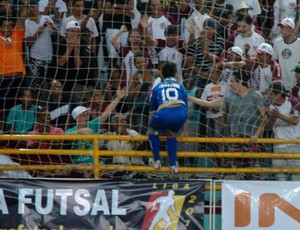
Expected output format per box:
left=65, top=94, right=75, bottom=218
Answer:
left=0, top=0, right=299, bottom=180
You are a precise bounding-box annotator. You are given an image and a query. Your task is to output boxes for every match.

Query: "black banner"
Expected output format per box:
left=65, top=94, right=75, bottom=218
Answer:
left=0, top=179, right=205, bottom=229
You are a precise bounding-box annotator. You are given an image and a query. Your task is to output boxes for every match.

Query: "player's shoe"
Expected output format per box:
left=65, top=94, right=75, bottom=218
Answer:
left=153, top=160, right=161, bottom=169
left=170, top=165, right=179, bottom=174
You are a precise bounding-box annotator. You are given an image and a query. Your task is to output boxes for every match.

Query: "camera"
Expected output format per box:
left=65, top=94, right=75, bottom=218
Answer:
left=44, top=21, right=48, bottom=27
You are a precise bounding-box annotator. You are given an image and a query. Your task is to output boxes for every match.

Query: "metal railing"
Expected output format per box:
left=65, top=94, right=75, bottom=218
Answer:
left=0, top=134, right=300, bottom=179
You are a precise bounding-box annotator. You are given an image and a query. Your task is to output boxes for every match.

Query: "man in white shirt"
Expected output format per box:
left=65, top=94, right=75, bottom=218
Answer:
left=146, top=0, right=176, bottom=64
left=273, top=18, right=300, bottom=90
left=272, top=0, right=298, bottom=39
left=39, top=0, right=67, bottom=29
left=25, top=0, right=58, bottom=91
left=60, top=0, right=99, bottom=55
left=267, top=81, right=300, bottom=181
left=251, top=43, right=282, bottom=95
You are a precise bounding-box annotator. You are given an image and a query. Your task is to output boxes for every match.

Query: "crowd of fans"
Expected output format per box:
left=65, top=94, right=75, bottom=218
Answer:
left=0, top=0, right=300, bottom=179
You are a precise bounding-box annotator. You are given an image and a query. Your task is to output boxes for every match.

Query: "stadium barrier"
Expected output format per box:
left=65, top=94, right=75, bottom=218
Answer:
left=0, top=135, right=300, bottom=179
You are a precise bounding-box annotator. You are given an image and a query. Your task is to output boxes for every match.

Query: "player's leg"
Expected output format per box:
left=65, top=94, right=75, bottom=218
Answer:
left=166, top=105, right=188, bottom=173
left=149, top=128, right=161, bottom=169
left=166, top=133, right=179, bottom=173
left=149, top=111, right=163, bottom=169
left=166, top=130, right=177, bottom=166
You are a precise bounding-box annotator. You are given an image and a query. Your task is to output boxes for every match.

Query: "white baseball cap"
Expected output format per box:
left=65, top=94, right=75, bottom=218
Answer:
left=72, top=106, right=89, bottom=120
left=232, top=0, right=249, bottom=14
left=227, top=46, right=243, bottom=59
left=66, top=20, right=81, bottom=30
left=278, top=18, right=295, bottom=29
left=256, top=43, right=273, bottom=56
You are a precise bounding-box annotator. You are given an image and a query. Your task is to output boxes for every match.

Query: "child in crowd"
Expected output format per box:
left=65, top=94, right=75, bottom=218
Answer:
left=5, top=88, right=37, bottom=134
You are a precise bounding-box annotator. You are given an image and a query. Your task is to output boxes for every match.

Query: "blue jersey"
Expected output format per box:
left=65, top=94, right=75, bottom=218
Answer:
left=150, top=77, right=188, bottom=112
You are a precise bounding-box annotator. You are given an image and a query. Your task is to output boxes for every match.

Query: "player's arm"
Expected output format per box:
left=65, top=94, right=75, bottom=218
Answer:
left=188, top=95, right=224, bottom=108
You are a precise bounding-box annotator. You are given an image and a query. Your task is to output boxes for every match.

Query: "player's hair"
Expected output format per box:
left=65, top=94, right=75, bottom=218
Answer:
left=161, top=62, right=177, bottom=79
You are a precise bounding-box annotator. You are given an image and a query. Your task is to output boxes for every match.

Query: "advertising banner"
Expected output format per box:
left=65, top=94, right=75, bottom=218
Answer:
left=0, top=179, right=205, bottom=230
left=222, top=181, right=300, bottom=230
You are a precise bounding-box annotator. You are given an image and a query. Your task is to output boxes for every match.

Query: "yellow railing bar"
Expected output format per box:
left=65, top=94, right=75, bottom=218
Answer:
left=1, top=134, right=300, bottom=178
left=0, top=165, right=300, bottom=174
left=1, top=149, right=300, bottom=159
left=1, top=134, right=300, bottom=144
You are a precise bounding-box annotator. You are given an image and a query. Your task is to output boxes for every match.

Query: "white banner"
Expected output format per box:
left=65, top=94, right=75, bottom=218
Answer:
left=222, top=181, right=300, bottom=230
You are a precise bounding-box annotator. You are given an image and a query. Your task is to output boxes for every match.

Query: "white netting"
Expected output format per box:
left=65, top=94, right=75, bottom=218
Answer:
left=0, top=0, right=300, bottom=179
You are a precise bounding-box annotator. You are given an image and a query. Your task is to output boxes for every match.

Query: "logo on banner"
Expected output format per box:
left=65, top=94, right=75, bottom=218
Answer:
left=141, top=190, right=185, bottom=230
left=235, top=192, right=300, bottom=228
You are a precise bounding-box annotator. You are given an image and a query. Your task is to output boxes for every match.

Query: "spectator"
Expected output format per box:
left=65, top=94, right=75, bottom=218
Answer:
left=145, top=0, right=176, bottom=65
left=0, top=1, right=27, bottom=131
left=87, top=86, right=112, bottom=121
left=77, top=27, right=98, bottom=88
left=25, top=0, right=58, bottom=95
left=39, top=0, right=68, bottom=29
left=103, top=0, right=133, bottom=59
left=177, top=76, right=201, bottom=167
left=5, top=88, right=37, bottom=134
left=25, top=106, right=74, bottom=177
left=267, top=81, right=300, bottom=181
left=148, top=62, right=188, bottom=173
left=27, top=106, right=64, bottom=149
left=0, top=0, right=13, bottom=17
left=273, top=18, right=300, bottom=90
left=54, top=20, right=82, bottom=92
left=216, top=46, right=246, bottom=96
left=185, top=18, right=224, bottom=90
left=181, top=0, right=211, bottom=41
left=39, top=80, right=75, bottom=131
left=228, top=0, right=261, bottom=20
left=201, top=67, right=226, bottom=154
left=146, top=0, right=176, bottom=39
left=256, top=0, right=275, bottom=39
left=142, top=22, right=195, bottom=82
left=107, top=113, right=145, bottom=165
left=189, top=69, right=267, bottom=171
left=66, top=87, right=126, bottom=164
left=226, top=0, right=250, bottom=37
left=231, top=13, right=265, bottom=58
left=271, top=0, right=298, bottom=41
left=291, top=62, right=300, bottom=99
left=60, top=0, right=99, bottom=55
left=250, top=42, right=282, bottom=96
left=110, top=23, right=153, bottom=89
left=207, top=0, right=234, bottom=39
left=127, top=52, right=161, bottom=135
